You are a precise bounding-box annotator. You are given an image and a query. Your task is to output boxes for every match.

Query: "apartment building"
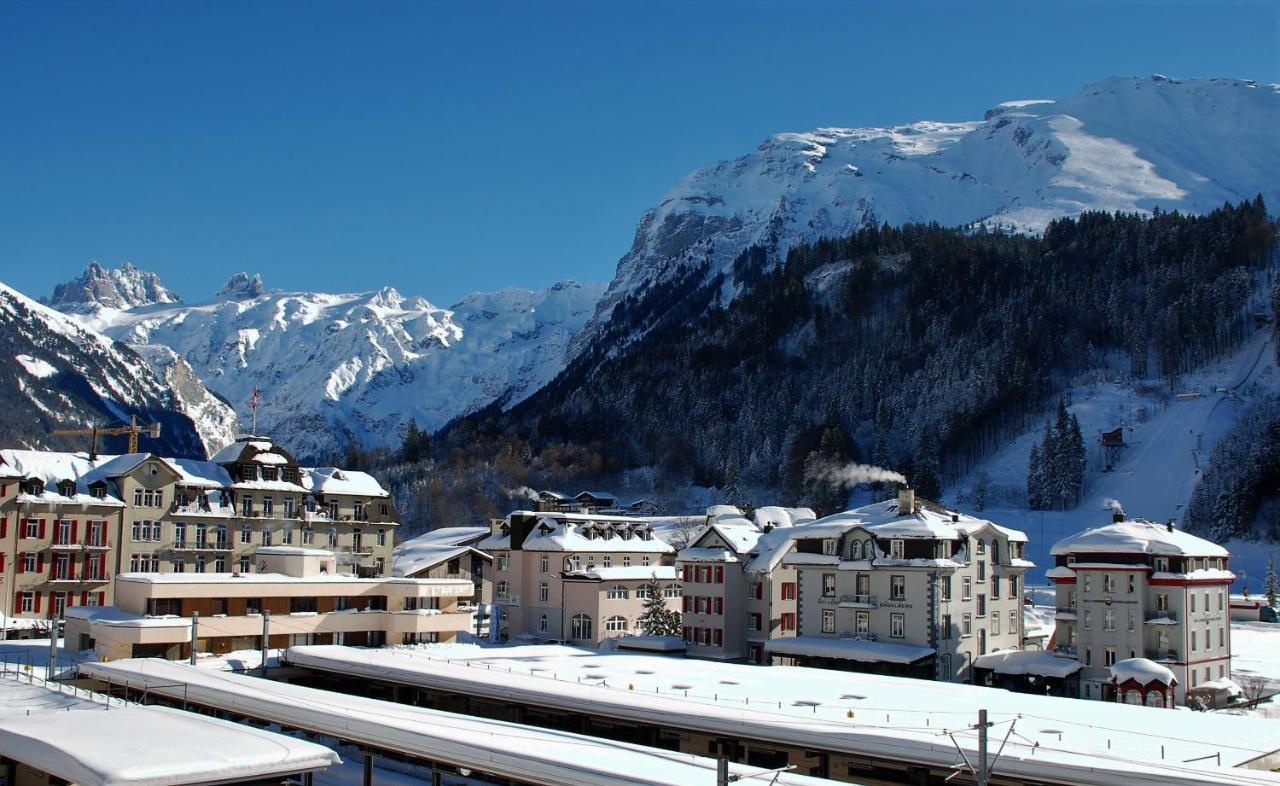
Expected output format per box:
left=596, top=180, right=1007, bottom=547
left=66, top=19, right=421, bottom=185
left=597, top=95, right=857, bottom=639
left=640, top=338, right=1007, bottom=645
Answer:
left=773, top=489, right=1031, bottom=682
left=1047, top=515, right=1233, bottom=704
left=64, top=546, right=473, bottom=660
left=0, top=436, right=400, bottom=631
left=393, top=526, right=493, bottom=604
left=480, top=510, right=687, bottom=645
left=676, top=505, right=814, bottom=662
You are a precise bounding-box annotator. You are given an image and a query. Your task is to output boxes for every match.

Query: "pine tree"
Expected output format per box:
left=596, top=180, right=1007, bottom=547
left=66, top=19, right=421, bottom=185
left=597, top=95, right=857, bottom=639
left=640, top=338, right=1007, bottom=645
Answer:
left=972, top=470, right=990, bottom=512
left=1266, top=555, right=1280, bottom=608
left=402, top=419, right=422, bottom=464
left=1027, top=444, right=1043, bottom=510
left=637, top=576, right=680, bottom=636
left=1067, top=413, right=1086, bottom=505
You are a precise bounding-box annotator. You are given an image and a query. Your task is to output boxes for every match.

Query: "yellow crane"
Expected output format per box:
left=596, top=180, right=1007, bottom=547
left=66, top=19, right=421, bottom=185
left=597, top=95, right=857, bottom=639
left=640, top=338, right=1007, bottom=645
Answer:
left=53, top=415, right=162, bottom=458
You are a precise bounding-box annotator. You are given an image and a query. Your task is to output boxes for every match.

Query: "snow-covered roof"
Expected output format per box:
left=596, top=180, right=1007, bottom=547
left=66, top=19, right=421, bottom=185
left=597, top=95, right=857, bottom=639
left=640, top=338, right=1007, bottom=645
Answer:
left=305, top=466, right=389, bottom=498
left=973, top=649, right=1083, bottom=679
left=519, top=519, right=674, bottom=554
left=0, top=449, right=126, bottom=506
left=256, top=546, right=334, bottom=557
left=795, top=498, right=1028, bottom=543
left=742, top=525, right=804, bottom=574
left=1051, top=518, right=1229, bottom=558
left=281, top=643, right=1280, bottom=786
left=169, top=458, right=232, bottom=488
left=401, top=526, right=490, bottom=547
left=1110, top=658, right=1176, bottom=686
left=566, top=566, right=678, bottom=581
left=753, top=505, right=817, bottom=529
left=0, top=680, right=337, bottom=786
left=82, top=659, right=830, bottom=786
left=763, top=635, right=935, bottom=665
left=393, top=543, right=489, bottom=578
left=677, top=547, right=740, bottom=563
left=615, top=635, right=686, bottom=652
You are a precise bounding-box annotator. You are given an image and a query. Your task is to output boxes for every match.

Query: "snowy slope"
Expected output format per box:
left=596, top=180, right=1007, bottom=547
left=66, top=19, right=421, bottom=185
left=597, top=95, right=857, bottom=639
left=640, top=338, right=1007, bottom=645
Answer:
left=68, top=273, right=605, bottom=458
left=0, top=281, right=205, bottom=457
left=576, top=75, right=1280, bottom=355
left=949, top=321, right=1280, bottom=590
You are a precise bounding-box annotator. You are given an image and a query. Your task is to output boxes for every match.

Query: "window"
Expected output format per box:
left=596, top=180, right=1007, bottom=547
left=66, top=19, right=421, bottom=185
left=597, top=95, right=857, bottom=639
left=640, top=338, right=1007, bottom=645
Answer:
left=822, top=539, right=838, bottom=556
left=283, top=497, right=295, bottom=518
left=976, top=539, right=986, bottom=555
left=977, top=594, right=987, bottom=617
left=1083, top=575, right=1092, bottom=593
left=240, top=524, right=252, bottom=543
left=1127, top=574, right=1136, bottom=594
left=890, top=539, right=905, bottom=559
left=54, top=554, right=70, bottom=580
left=623, top=555, right=632, bottom=567
left=19, top=592, right=34, bottom=614
left=962, top=577, right=972, bottom=601
left=1008, top=575, right=1018, bottom=598
left=848, top=540, right=862, bottom=560
left=353, top=501, right=365, bottom=521
left=992, top=612, right=1001, bottom=636
left=262, top=529, right=274, bottom=546
left=781, top=582, right=797, bottom=600
left=134, top=488, right=143, bottom=506
left=891, top=575, right=906, bottom=600
left=1154, top=557, right=1169, bottom=572
left=1008, top=609, right=1016, bottom=634
left=664, top=584, right=682, bottom=598
left=750, top=613, right=763, bottom=631
left=1103, top=574, right=1115, bottom=593
left=302, top=526, right=314, bottom=545
left=605, top=616, right=628, bottom=632
left=540, top=554, right=549, bottom=573
left=1127, top=611, right=1135, bottom=631
left=822, top=573, right=836, bottom=597
left=821, top=609, right=835, bottom=633
left=22, top=552, right=37, bottom=573
left=603, top=555, right=612, bottom=568
left=539, top=615, right=548, bottom=633
left=1190, top=594, right=1196, bottom=613
left=132, top=521, right=142, bottom=541
left=942, top=614, right=952, bottom=638
left=282, top=527, right=294, bottom=545
left=1083, top=610, right=1092, bottom=629
left=1191, top=631, right=1198, bottom=651
left=570, top=614, right=593, bottom=640
left=238, top=558, right=251, bottom=574
left=890, top=613, right=905, bottom=638
left=539, top=582, right=549, bottom=602
left=940, top=576, right=952, bottom=601
left=1104, top=609, right=1115, bottom=631
left=262, top=497, right=274, bottom=517
left=242, top=497, right=253, bottom=517
left=780, top=613, right=796, bottom=632
left=962, top=613, right=973, bottom=636
left=977, top=561, right=986, bottom=582
left=1084, top=647, right=1093, bottom=666
left=56, top=520, right=71, bottom=545
left=496, top=580, right=510, bottom=600
left=1105, top=647, right=1117, bottom=667
left=328, top=501, right=339, bottom=520
left=1156, top=592, right=1169, bottom=611
left=636, top=584, right=650, bottom=599
left=497, top=553, right=510, bottom=571
left=328, top=528, right=338, bottom=548
left=992, top=579, right=1001, bottom=600
left=641, top=554, right=651, bottom=566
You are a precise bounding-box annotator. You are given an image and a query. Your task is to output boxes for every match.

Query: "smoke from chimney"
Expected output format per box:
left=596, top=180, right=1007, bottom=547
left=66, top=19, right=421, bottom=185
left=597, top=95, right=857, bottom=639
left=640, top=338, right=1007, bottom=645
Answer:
left=808, top=461, right=908, bottom=489
left=1104, top=498, right=1126, bottom=522
left=502, top=486, right=541, bottom=501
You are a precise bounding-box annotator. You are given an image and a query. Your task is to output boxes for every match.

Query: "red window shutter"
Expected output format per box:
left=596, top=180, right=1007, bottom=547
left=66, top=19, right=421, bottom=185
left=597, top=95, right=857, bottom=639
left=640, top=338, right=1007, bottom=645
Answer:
left=81, top=591, right=89, bottom=605
left=0, top=515, right=6, bottom=538
left=37, top=554, right=44, bottom=573
left=683, top=595, right=690, bottom=612
left=68, top=556, right=76, bottom=579
left=682, top=565, right=691, bottom=582
left=0, top=554, right=4, bottom=573
left=715, top=566, right=724, bottom=583
left=97, top=592, right=105, bottom=605
left=38, top=519, right=46, bottom=539
left=16, top=553, right=23, bottom=574
left=71, top=521, right=79, bottom=543
left=714, top=597, right=723, bottom=615
left=34, top=593, right=41, bottom=614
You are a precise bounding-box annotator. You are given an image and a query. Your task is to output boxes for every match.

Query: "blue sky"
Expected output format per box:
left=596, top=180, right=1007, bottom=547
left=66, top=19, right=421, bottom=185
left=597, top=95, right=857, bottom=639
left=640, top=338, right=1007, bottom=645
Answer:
left=1, top=1, right=1277, bottom=306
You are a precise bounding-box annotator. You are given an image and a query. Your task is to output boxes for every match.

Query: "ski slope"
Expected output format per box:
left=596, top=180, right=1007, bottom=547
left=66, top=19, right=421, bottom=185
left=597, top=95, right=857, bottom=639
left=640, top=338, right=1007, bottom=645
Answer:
left=949, top=324, right=1280, bottom=589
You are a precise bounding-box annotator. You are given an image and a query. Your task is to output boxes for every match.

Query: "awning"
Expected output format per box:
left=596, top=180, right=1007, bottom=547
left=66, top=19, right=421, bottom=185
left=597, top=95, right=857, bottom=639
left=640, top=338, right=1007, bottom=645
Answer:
left=764, top=636, right=934, bottom=665
left=973, top=649, right=1083, bottom=679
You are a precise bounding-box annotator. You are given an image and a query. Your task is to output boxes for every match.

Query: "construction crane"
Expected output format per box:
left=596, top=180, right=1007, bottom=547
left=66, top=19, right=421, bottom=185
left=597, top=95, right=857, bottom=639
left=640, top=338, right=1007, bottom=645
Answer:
left=53, top=415, right=162, bottom=458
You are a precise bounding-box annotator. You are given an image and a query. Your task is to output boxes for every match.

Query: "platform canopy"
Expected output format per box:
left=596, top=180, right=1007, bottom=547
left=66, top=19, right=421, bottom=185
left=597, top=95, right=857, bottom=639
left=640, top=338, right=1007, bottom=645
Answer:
left=764, top=635, right=934, bottom=664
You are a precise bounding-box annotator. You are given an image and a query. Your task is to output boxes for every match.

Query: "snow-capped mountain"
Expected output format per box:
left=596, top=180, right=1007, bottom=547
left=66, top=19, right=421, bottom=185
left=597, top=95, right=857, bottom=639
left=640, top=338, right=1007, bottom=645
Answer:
left=43, top=260, right=181, bottom=313
left=0, top=282, right=206, bottom=457
left=62, top=270, right=604, bottom=459
left=575, top=75, right=1280, bottom=356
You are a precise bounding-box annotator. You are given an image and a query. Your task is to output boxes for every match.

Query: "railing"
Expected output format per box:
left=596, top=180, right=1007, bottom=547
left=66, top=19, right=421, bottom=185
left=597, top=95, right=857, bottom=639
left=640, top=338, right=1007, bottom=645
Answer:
left=1053, top=644, right=1077, bottom=656
left=839, top=594, right=877, bottom=606
left=1055, top=607, right=1077, bottom=616
left=1150, top=649, right=1180, bottom=661
left=842, top=632, right=876, bottom=641
left=1146, top=610, right=1178, bottom=622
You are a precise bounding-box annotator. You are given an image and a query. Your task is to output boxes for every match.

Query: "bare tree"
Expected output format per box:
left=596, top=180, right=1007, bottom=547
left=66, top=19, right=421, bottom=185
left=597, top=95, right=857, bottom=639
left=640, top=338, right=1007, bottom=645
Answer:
left=1239, top=674, right=1269, bottom=704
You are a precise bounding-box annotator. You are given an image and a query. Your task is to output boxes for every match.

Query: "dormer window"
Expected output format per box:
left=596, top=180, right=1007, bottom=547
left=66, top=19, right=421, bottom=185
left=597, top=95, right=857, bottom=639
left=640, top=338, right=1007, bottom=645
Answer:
left=976, top=539, right=986, bottom=555
left=22, top=480, right=43, bottom=495
left=58, top=480, right=76, bottom=497
left=90, top=484, right=106, bottom=499
left=890, top=539, right=905, bottom=559
left=848, top=540, right=863, bottom=560
left=583, top=528, right=596, bottom=541
left=1154, top=557, right=1169, bottom=573
left=822, top=539, right=838, bottom=556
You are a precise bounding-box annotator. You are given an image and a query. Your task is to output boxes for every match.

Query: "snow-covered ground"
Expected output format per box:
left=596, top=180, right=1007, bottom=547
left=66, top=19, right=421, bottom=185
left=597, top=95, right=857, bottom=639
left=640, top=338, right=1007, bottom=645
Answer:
left=947, top=324, right=1280, bottom=589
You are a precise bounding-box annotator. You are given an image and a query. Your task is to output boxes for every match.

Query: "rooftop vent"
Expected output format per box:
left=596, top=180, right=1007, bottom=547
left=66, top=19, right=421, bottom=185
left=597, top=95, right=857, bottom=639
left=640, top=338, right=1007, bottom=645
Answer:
left=1112, top=511, right=1125, bottom=523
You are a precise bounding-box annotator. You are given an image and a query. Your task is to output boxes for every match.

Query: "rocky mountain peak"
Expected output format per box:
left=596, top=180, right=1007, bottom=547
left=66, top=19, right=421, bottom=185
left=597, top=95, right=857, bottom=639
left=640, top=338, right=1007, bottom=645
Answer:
left=216, top=272, right=267, bottom=300
left=45, top=260, right=181, bottom=312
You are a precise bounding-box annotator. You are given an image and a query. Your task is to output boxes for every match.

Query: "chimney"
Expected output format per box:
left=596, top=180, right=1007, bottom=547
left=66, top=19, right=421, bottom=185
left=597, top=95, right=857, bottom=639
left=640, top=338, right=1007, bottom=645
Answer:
left=1166, top=520, right=1174, bottom=533
left=898, top=488, right=915, bottom=515
left=1112, top=511, right=1125, bottom=523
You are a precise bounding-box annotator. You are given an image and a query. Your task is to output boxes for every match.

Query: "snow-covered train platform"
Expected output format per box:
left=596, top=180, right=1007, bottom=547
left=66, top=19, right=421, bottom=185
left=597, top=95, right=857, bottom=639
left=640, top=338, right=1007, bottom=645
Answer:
left=283, top=643, right=1280, bottom=786
left=0, top=675, right=337, bottom=786
left=79, top=658, right=838, bottom=786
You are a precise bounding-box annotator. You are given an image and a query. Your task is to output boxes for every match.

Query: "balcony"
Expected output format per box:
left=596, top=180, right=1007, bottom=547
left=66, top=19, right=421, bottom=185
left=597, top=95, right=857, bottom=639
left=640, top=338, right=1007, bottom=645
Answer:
left=1145, top=610, right=1178, bottom=624
left=841, top=632, right=875, bottom=641
left=171, top=502, right=235, bottom=517
left=838, top=594, right=877, bottom=608
left=172, top=540, right=233, bottom=552
left=1053, top=644, right=1077, bottom=656
left=1149, top=649, right=1180, bottom=662
left=1054, top=607, right=1078, bottom=620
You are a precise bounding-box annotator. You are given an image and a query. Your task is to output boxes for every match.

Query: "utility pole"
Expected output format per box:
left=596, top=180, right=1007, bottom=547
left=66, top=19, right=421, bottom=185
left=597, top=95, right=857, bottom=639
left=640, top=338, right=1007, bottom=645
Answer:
left=189, top=611, right=199, bottom=665
left=260, top=611, right=271, bottom=677
left=47, top=623, right=59, bottom=679
left=977, top=708, right=991, bottom=786
left=716, top=758, right=729, bottom=786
